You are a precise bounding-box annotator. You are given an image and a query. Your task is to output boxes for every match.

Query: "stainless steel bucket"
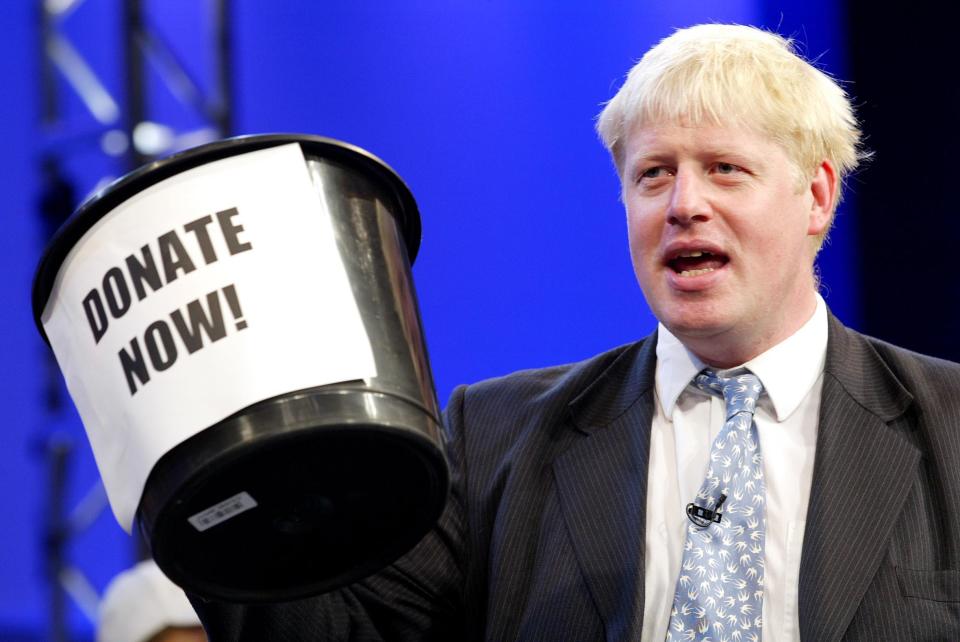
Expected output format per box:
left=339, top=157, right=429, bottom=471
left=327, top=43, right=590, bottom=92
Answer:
left=32, top=134, right=448, bottom=603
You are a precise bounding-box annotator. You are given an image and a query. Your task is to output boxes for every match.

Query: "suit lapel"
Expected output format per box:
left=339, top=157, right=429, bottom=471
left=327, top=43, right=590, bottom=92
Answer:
left=553, top=335, right=657, bottom=642
left=798, top=315, right=919, bottom=641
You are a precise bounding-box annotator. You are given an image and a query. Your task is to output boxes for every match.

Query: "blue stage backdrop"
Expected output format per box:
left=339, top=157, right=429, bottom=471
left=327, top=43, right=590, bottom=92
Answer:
left=1, top=1, right=848, bottom=638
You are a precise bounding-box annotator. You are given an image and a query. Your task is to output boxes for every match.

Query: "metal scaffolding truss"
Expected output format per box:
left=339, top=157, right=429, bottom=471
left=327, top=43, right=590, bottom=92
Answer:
left=36, top=1, right=233, bottom=638
left=40, top=0, right=232, bottom=168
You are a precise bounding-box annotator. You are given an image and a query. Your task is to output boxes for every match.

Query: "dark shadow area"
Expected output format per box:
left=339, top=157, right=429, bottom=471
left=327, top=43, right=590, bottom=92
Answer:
left=847, top=2, right=960, bottom=361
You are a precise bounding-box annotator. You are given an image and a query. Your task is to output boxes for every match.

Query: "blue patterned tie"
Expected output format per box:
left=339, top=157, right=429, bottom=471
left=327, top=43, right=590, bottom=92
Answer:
left=666, top=369, right=766, bottom=642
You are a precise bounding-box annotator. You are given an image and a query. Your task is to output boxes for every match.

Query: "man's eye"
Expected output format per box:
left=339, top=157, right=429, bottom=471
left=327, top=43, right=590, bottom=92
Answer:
left=715, top=162, right=740, bottom=174
left=639, top=166, right=667, bottom=181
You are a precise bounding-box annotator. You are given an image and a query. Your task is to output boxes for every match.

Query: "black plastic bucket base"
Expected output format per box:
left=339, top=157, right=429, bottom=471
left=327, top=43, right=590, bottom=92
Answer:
left=138, top=387, right=448, bottom=603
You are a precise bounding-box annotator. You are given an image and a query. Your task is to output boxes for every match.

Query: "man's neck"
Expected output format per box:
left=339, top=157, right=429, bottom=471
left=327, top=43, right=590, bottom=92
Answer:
left=678, top=294, right=820, bottom=369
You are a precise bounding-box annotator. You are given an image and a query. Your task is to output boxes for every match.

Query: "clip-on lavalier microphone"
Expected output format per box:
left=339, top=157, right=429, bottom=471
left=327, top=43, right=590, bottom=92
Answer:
left=686, top=493, right=727, bottom=528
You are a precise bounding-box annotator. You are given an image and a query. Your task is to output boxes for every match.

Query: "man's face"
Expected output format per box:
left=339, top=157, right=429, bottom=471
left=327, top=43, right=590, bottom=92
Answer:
left=622, top=120, right=834, bottom=366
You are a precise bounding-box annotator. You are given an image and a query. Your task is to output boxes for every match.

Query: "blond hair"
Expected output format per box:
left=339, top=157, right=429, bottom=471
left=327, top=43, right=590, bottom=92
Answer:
left=596, top=24, right=866, bottom=241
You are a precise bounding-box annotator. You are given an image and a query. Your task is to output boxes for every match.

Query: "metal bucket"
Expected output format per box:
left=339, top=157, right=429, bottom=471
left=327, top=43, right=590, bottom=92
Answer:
left=32, top=134, right=448, bottom=603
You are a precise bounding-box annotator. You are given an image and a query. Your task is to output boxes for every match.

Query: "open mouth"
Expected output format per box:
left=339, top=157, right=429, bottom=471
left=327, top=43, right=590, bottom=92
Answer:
left=666, top=250, right=729, bottom=277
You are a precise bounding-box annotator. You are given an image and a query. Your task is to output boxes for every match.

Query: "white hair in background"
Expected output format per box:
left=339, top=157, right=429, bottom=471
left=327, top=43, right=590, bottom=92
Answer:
left=97, top=560, right=202, bottom=642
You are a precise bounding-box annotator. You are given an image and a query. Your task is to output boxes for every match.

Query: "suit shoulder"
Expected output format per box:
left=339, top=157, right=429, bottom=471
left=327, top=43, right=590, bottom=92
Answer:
left=860, top=332, right=960, bottom=384
left=449, top=340, right=646, bottom=419
left=841, top=329, right=960, bottom=421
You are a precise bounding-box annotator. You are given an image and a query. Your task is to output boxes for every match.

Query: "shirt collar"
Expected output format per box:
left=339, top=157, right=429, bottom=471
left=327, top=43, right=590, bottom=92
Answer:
left=655, top=294, right=828, bottom=422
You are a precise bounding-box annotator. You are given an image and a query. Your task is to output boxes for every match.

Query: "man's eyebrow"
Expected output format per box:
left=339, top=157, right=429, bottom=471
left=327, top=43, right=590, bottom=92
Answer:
left=700, top=148, right=767, bottom=169
left=697, top=146, right=753, bottom=159
left=629, top=148, right=760, bottom=166
left=628, top=150, right=674, bottom=166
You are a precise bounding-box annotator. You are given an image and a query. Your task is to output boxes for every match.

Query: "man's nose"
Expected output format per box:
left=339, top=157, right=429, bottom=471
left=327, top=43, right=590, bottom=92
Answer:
left=667, top=171, right=711, bottom=226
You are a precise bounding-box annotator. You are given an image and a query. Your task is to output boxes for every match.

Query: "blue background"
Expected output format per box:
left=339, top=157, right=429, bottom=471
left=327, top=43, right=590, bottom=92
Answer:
left=0, top=0, right=902, bottom=638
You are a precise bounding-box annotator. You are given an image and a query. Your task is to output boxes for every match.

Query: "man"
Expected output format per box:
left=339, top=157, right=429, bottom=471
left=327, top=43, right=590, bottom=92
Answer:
left=193, top=24, right=960, bottom=641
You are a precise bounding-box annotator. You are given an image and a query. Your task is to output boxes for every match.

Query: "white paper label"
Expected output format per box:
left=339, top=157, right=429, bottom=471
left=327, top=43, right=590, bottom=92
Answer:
left=188, top=491, right=258, bottom=532
left=41, top=144, right=378, bottom=531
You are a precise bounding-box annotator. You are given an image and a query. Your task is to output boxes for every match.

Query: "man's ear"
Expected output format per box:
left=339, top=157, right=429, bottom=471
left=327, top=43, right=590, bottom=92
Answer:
left=808, top=160, right=838, bottom=236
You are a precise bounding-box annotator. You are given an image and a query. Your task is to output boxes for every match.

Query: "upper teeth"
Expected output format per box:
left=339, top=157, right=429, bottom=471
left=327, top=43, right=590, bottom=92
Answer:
left=678, top=250, right=711, bottom=258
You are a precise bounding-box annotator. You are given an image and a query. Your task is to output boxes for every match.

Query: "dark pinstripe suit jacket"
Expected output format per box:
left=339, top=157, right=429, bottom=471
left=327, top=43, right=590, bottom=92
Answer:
left=194, top=314, right=960, bottom=641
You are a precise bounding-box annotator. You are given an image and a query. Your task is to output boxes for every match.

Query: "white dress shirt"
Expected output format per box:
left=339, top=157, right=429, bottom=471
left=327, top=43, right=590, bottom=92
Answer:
left=641, top=295, right=828, bottom=642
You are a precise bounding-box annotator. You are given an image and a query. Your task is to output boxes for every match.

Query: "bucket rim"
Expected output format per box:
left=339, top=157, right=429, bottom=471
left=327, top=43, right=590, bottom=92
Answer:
left=31, top=133, right=422, bottom=342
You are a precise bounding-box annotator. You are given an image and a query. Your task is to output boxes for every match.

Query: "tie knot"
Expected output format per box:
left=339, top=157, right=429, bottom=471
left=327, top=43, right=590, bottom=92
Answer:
left=693, top=369, right=764, bottom=419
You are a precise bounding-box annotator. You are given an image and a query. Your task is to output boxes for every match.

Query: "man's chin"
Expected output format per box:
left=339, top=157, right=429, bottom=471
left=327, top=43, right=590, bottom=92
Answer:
left=655, top=304, right=733, bottom=340
left=664, top=321, right=730, bottom=342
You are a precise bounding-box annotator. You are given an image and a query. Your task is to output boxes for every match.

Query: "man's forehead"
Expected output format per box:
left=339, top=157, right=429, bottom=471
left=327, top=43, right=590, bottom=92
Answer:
left=624, top=119, right=775, bottom=160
